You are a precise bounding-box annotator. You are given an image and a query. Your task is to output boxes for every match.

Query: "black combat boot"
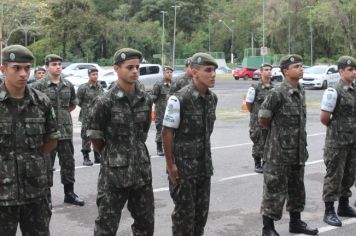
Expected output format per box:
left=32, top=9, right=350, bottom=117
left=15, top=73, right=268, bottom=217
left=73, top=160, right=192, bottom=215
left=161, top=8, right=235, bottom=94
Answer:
left=324, top=202, right=342, bottom=226
left=254, top=159, right=263, bottom=173
left=262, top=215, right=279, bottom=236
left=82, top=151, right=93, bottom=166
left=94, top=151, right=101, bottom=164
left=338, top=196, right=356, bottom=217
left=289, top=212, right=318, bottom=235
left=64, top=183, right=85, bottom=206
left=157, top=142, right=164, bottom=156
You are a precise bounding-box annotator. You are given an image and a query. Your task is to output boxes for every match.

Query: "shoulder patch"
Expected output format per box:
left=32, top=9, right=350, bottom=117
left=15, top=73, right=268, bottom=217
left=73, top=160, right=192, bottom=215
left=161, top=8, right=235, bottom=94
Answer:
left=163, top=95, right=181, bottom=128
left=246, top=87, right=256, bottom=103
left=321, top=88, right=337, bottom=112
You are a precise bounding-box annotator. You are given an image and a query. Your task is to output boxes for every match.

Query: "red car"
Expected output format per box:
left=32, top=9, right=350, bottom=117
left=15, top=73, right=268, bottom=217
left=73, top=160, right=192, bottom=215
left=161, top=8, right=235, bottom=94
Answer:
left=233, top=66, right=257, bottom=80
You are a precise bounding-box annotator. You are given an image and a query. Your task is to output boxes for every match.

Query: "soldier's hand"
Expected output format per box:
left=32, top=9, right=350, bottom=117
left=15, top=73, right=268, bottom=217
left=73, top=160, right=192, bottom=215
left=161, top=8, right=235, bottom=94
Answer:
left=167, top=164, right=179, bottom=186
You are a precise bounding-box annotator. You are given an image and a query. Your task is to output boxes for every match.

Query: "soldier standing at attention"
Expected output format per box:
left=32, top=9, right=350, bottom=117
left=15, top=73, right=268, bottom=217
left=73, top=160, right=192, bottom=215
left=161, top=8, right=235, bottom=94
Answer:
left=245, top=63, right=273, bottom=173
left=320, top=56, right=356, bottom=227
left=258, top=55, right=318, bottom=236
left=88, top=48, right=154, bottom=236
left=151, top=65, right=173, bottom=156
left=162, top=52, right=218, bottom=236
left=32, top=54, right=84, bottom=206
left=169, top=57, right=192, bottom=95
left=0, top=45, right=58, bottom=235
left=77, top=67, right=104, bottom=165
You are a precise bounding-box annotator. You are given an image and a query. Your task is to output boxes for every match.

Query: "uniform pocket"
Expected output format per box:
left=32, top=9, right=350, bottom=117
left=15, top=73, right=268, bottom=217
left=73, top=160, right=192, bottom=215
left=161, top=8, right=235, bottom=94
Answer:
left=0, top=156, right=16, bottom=200
left=25, top=118, right=46, bottom=149
left=106, top=152, right=130, bottom=188
left=24, top=155, right=47, bottom=199
left=0, top=119, right=12, bottom=148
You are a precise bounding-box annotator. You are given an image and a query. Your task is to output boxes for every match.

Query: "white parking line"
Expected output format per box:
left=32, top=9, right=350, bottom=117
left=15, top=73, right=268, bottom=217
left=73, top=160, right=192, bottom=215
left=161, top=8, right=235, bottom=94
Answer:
left=295, top=218, right=356, bottom=235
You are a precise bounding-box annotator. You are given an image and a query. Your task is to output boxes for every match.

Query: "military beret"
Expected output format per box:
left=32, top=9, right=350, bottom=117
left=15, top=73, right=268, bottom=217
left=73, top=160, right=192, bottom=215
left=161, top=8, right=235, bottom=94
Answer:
left=34, top=67, right=46, bottom=73
left=88, top=67, right=98, bottom=74
left=190, top=52, right=218, bottom=68
left=260, top=63, right=272, bottom=69
left=113, top=48, right=142, bottom=65
left=185, top=57, right=192, bottom=66
left=280, top=54, right=303, bottom=69
left=337, top=56, right=356, bottom=69
left=163, top=66, right=173, bottom=71
left=2, top=44, right=34, bottom=63
left=45, top=54, right=63, bottom=64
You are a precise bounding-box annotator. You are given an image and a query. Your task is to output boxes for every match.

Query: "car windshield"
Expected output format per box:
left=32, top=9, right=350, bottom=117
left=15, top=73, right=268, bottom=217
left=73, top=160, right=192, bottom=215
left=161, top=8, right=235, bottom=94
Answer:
left=304, top=66, right=327, bottom=74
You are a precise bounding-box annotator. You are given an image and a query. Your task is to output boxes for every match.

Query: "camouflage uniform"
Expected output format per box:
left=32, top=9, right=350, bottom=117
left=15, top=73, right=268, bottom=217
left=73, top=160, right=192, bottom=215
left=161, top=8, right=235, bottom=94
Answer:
left=77, top=82, right=104, bottom=153
left=0, top=84, right=58, bottom=236
left=322, top=79, right=356, bottom=202
left=32, top=76, right=77, bottom=185
left=248, top=83, right=273, bottom=164
left=88, top=83, right=154, bottom=236
left=258, top=79, right=308, bottom=220
left=166, top=83, right=218, bottom=236
left=169, top=73, right=191, bottom=95
left=151, top=80, right=170, bottom=143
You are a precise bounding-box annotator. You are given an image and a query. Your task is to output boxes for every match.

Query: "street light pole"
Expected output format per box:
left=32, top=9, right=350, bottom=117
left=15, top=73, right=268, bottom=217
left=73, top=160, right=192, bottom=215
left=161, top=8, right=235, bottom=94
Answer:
left=160, top=11, right=167, bottom=66
left=219, top=19, right=234, bottom=64
left=306, top=6, right=314, bottom=66
left=172, top=4, right=180, bottom=70
left=262, top=0, right=265, bottom=62
left=14, top=19, right=36, bottom=47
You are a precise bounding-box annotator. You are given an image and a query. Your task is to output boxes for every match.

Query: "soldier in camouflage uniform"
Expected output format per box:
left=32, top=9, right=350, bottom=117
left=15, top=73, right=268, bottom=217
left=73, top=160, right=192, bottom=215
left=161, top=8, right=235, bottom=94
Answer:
left=162, top=52, right=218, bottom=236
left=169, top=57, right=192, bottom=95
left=0, top=45, right=58, bottom=236
left=320, top=56, right=356, bottom=227
left=88, top=48, right=154, bottom=236
left=77, top=67, right=104, bottom=165
left=32, top=54, right=84, bottom=206
left=34, top=67, right=46, bottom=81
left=258, top=55, right=318, bottom=236
left=151, top=65, right=173, bottom=156
left=245, top=63, right=273, bottom=173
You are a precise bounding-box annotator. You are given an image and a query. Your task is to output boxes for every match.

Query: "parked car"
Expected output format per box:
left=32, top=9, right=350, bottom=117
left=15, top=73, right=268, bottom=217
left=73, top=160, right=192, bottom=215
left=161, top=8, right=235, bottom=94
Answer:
left=271, top=66, right=284, bottom=82
left=216, top=66, right=232, bottom=74
left=233, top=66, right=257, bottom=80
left=61, top=63, right=103, bottom=77
left=252, top=69, right=261, bottom=80
left=299, top=65, right=339, bottom=89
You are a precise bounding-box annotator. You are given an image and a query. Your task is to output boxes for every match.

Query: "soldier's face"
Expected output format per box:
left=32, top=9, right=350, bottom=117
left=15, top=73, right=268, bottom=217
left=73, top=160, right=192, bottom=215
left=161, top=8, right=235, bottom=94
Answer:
left=1, top=62, right=31, bottom=89
left=46, top=61, right=62, bottom=77
left=193, top=65, right=216, bottom=88
left=35, top=70, right=45, bottom=80
left=340, top=66, right=356, bottom=83
left=164, top=70, right=173, bottom=81
left=261, top=66, right=272, bottom=82
left=115, top=59, right=140, bottom=85
left=89, top=72, right=98, bottom=83
left=285, top=63, right=303, bottom=80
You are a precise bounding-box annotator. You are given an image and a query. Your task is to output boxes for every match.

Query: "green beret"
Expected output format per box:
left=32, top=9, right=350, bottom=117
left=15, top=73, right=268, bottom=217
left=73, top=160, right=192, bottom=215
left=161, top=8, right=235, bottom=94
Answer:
left=88, top=67, right=98, bottom=74
left=45, top=54, right=63, bottom=64
left=185, top=57, right=192, bottom=66
left=337, top=56, right=356, bottom=69
left=163, top=66, right=173, bottom=72
left=113, top=48, right=142, bottom=65
left=2, top=45, right=34, bottom=63
left=280, top=54, right=303, bottom=69
left=260, top=63, right=272, bottom=69
left=34, top=67, right=46, bottom=73
left=190, top=52, right=218, bottom=68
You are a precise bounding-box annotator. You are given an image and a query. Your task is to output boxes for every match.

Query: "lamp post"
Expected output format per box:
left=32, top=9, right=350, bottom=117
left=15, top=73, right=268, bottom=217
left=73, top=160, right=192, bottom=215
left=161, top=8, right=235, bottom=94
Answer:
left=14, top=19, right=36, bottom=47
left=219, top=19, right=234, bottom=64
left=160, top=11, right=167, bottom=66
left=306, top=6, right=314, bottom=66
left=262, top=0, right=265, bottom=62
left=172, top=4, right=180, bottom=69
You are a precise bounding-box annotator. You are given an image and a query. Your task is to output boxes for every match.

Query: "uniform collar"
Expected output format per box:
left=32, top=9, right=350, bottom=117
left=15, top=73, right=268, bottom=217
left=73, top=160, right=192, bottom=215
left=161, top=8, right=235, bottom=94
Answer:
left=190, top=83, right=212, bottom=101
left=87, top=81, right=100, bottom=88
left=44, top=76, right=68, bottom=87
left=338, top=79, right=354, bottom=91
left=112, top=82, right=144, bottom=103
left=282, top=79, right=301, bottom=95
left=0, top=83, right=37, bottom=105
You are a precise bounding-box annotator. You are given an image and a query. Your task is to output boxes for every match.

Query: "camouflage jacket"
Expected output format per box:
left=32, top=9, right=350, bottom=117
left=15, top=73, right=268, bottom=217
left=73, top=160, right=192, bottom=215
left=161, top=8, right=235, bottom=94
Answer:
left=169, top=73, right=191, bottom=95
left=173, top=83, right=218, bottom=177
left=77, top=81, right=104, bottom=123
left=248, top=82, right=273, bottom=130
left=87, top=83, right=153, bottom=188
left=32, top=76, right=77, bottom=140
left=325, top=80, right=356, bottom=148
left=259, top=80, right=307, bottom=165
left=0, top=84, right=58, bottom=206
left=151, top=80, right=171, bottom=121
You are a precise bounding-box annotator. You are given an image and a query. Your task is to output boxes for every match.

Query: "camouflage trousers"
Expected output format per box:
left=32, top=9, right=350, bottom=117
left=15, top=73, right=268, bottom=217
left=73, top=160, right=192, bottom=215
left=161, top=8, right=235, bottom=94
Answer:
left=154, top=118, right=163, bottom=143
left=80, top=124, right=91, bottom=152
left=249, top=128, right=268, bottom=161
left=322, top=147, right=356, bottom=202
left=94, top=183, right=155, bottom=236
left=169, top=176, right=211, bottom=236
left=0, top=199, right=51, bottom=236
left=261, top=163, right=305, bottom=220
left=50, top=139, right=75, bottom=185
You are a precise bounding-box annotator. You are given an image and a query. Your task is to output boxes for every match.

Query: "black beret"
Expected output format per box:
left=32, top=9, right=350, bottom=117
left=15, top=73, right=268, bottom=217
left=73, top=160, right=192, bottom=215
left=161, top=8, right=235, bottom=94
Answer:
left=45, top=54, right=63, bottom=64
left=113, top=48, right=142, bottom=65
left=190, top=52, right=218, bottom=68
left=280, top=54, right=303, bottom=69
left=2, top=45, right=34, bottom=63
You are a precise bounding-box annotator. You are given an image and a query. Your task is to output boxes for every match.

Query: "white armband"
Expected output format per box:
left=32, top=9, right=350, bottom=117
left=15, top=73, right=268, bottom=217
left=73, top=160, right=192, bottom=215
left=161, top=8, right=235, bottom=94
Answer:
left=321, top=88, right=337, bottom=112
left=163, top=96, right=181, bottom=128
left=246, top=87, right=256, bottom=103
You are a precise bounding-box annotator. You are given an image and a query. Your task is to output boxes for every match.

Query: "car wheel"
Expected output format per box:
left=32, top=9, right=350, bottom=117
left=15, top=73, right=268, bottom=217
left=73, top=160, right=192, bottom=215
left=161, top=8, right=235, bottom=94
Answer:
left=243, top=75, right=249, bottom=80
left=234, top=76, right=239, bottom=80
left=322, top=80, right=327, bottom=89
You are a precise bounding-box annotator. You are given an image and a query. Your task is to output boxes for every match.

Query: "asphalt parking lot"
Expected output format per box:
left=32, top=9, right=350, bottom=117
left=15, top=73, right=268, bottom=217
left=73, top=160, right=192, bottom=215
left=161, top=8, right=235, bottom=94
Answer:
left=18, top=79, right=356, bottom=236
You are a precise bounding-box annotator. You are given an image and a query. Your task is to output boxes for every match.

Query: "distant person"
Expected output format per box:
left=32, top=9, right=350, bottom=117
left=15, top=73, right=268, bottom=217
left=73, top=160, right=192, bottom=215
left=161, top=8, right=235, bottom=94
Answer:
left=151, top=65, right=173, bottom=156
left=34, top=66, right=46, bottom=80
left=88, top=48, right=154, bottom=236
left=245, top=63, right=273, bottom=173
left=169, top=57, right=192, bottom=95
left=162, top=52, right=218, bottom=236
left=320, top=56, right=356, bottom=227
left=0, top=45, right=58, bottom=236
left=259, top=55, right=318, bottom=236
left=32, top=54, right=85, bottom=207
left=77, top=67, right=104, bottom=165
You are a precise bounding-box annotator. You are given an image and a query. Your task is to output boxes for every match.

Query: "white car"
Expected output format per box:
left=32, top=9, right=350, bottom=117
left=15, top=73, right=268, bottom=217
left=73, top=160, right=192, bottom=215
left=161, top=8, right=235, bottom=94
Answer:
left=61, top=63, right=102, bottom=77
left=271, top=66, right=284, bottom=82
left=299, top=65, right=339, bottom=89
